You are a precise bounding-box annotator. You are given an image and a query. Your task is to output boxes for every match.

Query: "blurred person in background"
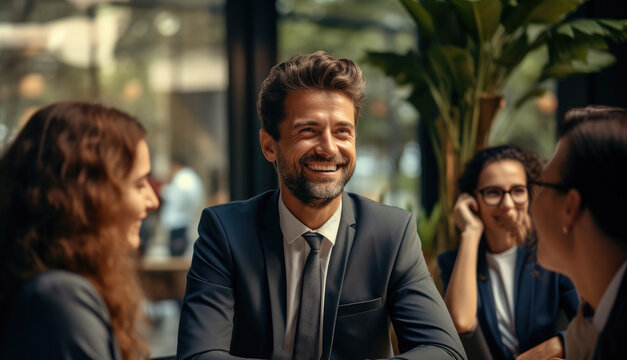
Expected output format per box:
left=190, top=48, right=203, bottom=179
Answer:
left=0, top=102, right=159, bottom=359
left=160, top=154, right=204, bottom=256
left=531, top=106, right=627, bottom=360
left=439, top=145, right=579, bottom=360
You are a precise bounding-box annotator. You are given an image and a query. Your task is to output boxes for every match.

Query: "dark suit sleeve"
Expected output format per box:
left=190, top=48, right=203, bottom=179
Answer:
left=388, top=214, right=467, bottom=360
left=177, top=208, right=265, bottom=360
left=437, top=250, right=457, bottom=294
left=559, top=274, right=579, bottom=320
left=438, top=250, right=495, bottom=359
left=556, top=273, right=580, bottom=344
left=1, top=272, right=119, bottom=359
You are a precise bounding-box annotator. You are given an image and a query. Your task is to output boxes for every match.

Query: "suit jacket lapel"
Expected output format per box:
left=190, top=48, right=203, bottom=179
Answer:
left=259, top=190, right=288, bottom=358
left=321, top=192, right=356, bottom=360
left=514, top=246, right=534, bottom=348
left=594, top=262, right=627, bottom=359
left=477, top=242, right=509, bottom=359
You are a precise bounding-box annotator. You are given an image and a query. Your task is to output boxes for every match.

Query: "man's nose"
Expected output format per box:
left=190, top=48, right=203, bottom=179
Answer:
left=315, top=130, right=338, bottom=157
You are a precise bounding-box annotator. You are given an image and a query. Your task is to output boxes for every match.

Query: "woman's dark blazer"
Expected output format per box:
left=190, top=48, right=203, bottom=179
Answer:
left=0, top=270, right=122, bottom=359
left=438, top=243, right=579, bottom=360
left=593, top=267, right=627, bottom=359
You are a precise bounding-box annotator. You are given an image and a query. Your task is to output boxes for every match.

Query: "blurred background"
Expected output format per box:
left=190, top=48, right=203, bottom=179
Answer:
left=0, top=0, right=624, bottom=356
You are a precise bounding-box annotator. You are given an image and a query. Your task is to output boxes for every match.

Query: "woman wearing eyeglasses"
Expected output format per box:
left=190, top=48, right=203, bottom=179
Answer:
left=438, top=144, right=579, bottom=360
left=531, top=106, right=627, bottom=359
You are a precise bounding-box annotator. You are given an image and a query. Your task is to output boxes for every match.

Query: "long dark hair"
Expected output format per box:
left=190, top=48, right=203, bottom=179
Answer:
left=0, top=101, right=149, bottom=359
left=558, top=105, right=627, bottom=246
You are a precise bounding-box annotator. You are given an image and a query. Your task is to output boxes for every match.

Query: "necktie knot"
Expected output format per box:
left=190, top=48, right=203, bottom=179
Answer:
left=302, top=231, right=323, bottom=251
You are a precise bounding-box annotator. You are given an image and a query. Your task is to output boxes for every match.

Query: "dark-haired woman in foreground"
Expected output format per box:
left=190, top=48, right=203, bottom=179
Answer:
left=0, top=102, right=159, bottom=359
left=531, top=106, right=627, bottom=359
left=439, top=144, right=579, bottom=360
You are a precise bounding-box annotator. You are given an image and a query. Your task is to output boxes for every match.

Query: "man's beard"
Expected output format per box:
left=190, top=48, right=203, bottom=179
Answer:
left=276, top=151, right=353, bottom=208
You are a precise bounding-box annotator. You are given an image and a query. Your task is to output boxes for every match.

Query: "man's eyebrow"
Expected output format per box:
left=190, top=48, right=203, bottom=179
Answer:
left=292, top=120, right=319, bottom=127
left=292, top=120, right=355, bottom=129
left=335, top=120, right=355, bottom=129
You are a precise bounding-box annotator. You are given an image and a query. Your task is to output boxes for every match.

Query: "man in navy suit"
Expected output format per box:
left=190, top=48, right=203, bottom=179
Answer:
left=177, top=51, right=466, bottom=360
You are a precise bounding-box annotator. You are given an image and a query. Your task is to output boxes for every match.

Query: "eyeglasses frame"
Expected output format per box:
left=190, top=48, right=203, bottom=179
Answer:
left=528, top=180, right=571, bottom=193
left=475, top=185, right=530, bottom=207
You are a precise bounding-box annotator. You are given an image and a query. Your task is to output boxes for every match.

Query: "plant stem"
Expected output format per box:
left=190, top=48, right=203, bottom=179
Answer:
left=423, top=74, right=460, bottom=151
left=467, top=2, right=488, bottom=163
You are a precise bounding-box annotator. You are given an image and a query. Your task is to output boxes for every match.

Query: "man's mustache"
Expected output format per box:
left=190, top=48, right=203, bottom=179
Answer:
left=298, top=153, right=349, bottom=166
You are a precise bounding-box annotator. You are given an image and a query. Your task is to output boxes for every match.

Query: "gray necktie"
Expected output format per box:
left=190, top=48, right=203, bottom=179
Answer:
left=293, top=231, right=323, bottom=360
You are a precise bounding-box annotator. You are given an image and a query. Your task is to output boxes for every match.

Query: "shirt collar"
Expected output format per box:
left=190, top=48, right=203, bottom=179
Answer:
left=278, top=191, right=342, bottom=246
left=593, top=259, right=627, bottom=330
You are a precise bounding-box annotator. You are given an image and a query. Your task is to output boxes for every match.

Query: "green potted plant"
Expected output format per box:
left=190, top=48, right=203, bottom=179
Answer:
left=367, top=0, right=627, bottom=254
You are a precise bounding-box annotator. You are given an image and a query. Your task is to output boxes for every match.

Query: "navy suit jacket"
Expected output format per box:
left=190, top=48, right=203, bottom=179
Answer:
left=438, top=243, right=578, bottom=360
left=177, top=190, right=466, bottom=360
left=593, top=267, right=627, bottom=359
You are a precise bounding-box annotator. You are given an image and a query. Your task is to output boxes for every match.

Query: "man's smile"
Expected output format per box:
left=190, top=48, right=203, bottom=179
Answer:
left=306, top=163, right=339, bottom=172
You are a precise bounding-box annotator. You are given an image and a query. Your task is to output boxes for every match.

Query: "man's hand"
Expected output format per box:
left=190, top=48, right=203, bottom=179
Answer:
left=516, top=336, right=564, bottom=360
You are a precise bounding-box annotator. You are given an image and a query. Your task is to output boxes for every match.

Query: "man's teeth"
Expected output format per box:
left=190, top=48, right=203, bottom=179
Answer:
left=307, top=164, right=338, bottom=171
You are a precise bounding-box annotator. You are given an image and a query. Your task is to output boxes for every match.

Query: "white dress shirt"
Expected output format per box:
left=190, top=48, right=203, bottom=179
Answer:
left=278, top=194, right=342, bottom=356
left=564, top=260, right=626, bottom=359
left=485, top=245, right=519, bottom=357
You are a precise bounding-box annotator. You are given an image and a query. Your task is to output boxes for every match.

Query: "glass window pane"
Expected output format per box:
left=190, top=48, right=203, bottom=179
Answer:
left=0, top=1, right=227, bottom=355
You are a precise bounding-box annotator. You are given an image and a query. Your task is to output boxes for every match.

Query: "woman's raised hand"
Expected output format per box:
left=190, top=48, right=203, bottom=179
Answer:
left=453, top=193, right=484, bottom=238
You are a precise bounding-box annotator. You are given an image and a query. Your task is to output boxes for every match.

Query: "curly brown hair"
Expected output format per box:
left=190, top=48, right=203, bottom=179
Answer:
left=257, top=50, right=366, bottom=140
left=0, top=101, right=149, bottom=359
left=458, top=144, right=544, bottom=196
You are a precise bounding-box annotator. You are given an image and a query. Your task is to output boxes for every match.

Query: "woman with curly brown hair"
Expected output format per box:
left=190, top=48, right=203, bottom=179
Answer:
left=0, top=101, right=159, bottom=359
left=438, top=144, right=579, bottom=360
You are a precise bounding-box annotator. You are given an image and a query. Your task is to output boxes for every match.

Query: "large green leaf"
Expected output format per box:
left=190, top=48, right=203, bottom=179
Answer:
left=427, top=46, right=476, bottom=98
left=450, top=0, right=503, bottom=42
left=421, top=0, right=467, bottom=47
left=365, top=51, right=425, bottom=86
left=497, top=27, right=532, bottom=67
left=559, top=19, right=627, bottom=40
left=500, top=0, right=545, bottom=33
left=541, top=19, right=627, bottom=65
left=398, top=0, right=435, bottom=39
left=541, top=49, right=616, bottom=79
left=527, top=0, right=585, bottom=25
left=599, top=19, right=627, bottom=36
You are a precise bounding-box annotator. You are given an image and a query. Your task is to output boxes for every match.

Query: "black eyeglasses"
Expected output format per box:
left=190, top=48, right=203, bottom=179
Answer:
left=476, top=185, right=529, bottom=206
left=528, top=180, right=570, bottom=196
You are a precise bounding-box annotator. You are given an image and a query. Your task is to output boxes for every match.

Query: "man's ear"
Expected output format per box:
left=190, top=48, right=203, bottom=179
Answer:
left=259, top=129, right=277, bottom=163
left=563, top=188, right=583, bottom=229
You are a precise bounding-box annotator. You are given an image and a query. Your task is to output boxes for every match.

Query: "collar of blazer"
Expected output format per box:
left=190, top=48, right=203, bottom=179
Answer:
left=259, top=190, right=357, bottom=360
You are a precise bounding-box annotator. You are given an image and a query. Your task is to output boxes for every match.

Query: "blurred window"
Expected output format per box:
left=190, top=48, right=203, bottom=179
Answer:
left=0, top=0, right=229, bottom=236
left=0, top=1, right=227, bottom=355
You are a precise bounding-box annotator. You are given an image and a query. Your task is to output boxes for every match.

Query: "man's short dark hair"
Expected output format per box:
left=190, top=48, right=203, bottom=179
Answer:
left=257, top=51, right=366, bottom=140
